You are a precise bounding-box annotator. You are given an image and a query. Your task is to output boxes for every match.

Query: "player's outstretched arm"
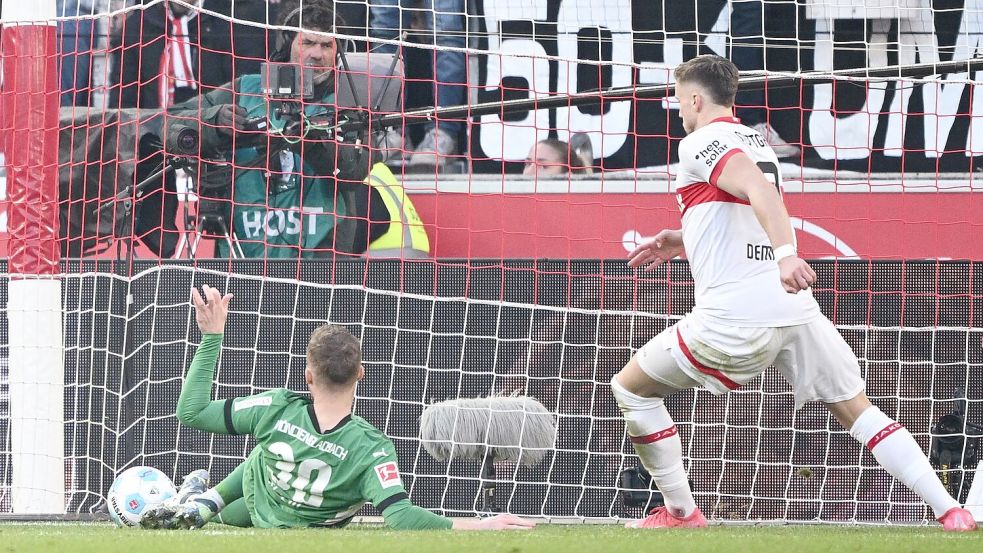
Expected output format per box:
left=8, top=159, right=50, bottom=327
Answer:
left=451, top=514, right=536, bottom=531
left=714, top=153, right=817, bottom=294
left=380, top=499, right=534, bottom=531
left=177, top=285, right=235, bottom=433
left=627, top=229, right=685, bottom=271
left=191, top=284, right=232, bottom=334
left=367, top=415, right=535, bottom=531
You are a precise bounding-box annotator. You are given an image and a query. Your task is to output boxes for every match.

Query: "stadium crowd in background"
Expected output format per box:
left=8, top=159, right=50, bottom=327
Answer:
left=523, top=135, right=594, bottom=178
left=730, top=0, right=800, bottom=159
left=108, top=0, right=269, bottom=109
left=369, top=0, right=467, bottom=169
left=57, top=0, right=99, bottom=107
left=54, top=0, right=471, bottom=168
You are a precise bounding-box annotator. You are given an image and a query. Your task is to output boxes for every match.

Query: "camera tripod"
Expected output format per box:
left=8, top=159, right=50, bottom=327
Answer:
left=173, top=161, right=246, bottom=259
left=175, top=211, right=246, bottom=259
left=94, top=153, right=195, bottom=261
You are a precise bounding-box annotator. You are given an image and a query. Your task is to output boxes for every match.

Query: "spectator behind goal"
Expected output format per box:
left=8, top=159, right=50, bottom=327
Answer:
left=368, top=0, right=467, bottom=168
left=523, top=134, right=594, bottom=177
left=109, top=0, right=268, bottom=109
left=364, top=162, right=431, bottom=258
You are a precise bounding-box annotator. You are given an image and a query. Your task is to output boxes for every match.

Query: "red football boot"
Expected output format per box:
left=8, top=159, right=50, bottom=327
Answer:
left=625, top=506, right=708, bottom=529
left=938, top=507, right=977, bottom=532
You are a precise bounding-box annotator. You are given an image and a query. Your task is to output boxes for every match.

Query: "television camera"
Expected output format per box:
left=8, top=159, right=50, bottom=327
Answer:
left=97, top=50, right=402, bottom=259
left=930, top=387, right=983, bottom=504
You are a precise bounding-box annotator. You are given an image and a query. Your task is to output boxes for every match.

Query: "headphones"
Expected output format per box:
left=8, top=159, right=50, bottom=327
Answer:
left=272, top=5, right=351, bottom=62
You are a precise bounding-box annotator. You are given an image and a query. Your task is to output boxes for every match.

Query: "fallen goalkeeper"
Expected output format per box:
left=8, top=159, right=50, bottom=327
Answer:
left=141, top=285, right=535, bottom=531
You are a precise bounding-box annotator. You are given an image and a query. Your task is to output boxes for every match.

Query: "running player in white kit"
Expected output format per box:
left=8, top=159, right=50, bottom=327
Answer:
left=614, top=55, right=976, bottom=531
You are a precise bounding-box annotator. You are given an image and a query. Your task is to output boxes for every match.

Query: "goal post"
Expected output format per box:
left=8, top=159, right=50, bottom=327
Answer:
left=1, top=0, right=65, bottom=514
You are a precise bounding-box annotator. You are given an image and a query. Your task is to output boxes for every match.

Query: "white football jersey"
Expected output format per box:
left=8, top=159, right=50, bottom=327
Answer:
left=673, top=116, right=820, bottom=326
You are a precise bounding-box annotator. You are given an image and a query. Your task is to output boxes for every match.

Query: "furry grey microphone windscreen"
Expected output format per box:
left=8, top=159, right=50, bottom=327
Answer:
left=419, top=396, right=557, bottom=467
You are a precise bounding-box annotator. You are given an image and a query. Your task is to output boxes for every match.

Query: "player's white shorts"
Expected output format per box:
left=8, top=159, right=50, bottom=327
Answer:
left=636, top=312, right=864, bottom=409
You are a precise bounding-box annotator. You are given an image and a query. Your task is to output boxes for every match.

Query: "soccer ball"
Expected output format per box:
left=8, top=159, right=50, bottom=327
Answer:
left=106, top=466, right=177, bottom=527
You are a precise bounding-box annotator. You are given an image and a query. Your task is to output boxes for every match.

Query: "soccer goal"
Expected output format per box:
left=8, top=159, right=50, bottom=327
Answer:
left=1, top=0, right=981, bottom=524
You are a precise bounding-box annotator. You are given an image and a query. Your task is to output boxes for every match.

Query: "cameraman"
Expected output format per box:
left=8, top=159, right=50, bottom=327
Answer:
left=170, top=2, right=368, bottom=258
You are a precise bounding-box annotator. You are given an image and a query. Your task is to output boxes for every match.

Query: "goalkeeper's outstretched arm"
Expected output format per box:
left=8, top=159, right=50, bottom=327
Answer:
left=177, top=285, right=235, bottom=433
left=379, top=500, right=534, bottom=530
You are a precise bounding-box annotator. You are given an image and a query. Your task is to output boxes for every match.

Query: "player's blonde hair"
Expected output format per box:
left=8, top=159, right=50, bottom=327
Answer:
left=306, top=324, right=362, bottom=386
left=673, top=54, right=739, bottom=107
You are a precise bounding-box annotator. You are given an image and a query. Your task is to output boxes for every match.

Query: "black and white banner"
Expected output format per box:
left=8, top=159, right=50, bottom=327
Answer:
left=471, top=0, right=983, bottom=173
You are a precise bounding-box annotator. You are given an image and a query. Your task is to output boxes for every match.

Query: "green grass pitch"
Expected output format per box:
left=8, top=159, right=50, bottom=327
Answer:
left=3, top=523, right=981, bottom=553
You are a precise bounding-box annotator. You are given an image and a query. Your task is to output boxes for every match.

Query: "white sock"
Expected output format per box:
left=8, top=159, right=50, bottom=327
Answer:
left=849, top=406, right=959, bottom=518
left=612, top=377, right=697, bottom=518
left=192, top=488, right=226, bottom=519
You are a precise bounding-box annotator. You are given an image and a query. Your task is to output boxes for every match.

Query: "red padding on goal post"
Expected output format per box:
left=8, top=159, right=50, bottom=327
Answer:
left=1, top=23, right=61, bottom=275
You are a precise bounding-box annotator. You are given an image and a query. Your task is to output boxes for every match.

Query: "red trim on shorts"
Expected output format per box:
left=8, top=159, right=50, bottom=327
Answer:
left=708, top=148, right=741, bottom=187
left=866, top=422, right=902, bottom=450
left=675, top=328, right=741, bottom=390
left=676, top=181, right=750, bottom=216
left=630, top=426, right=679, bottom=445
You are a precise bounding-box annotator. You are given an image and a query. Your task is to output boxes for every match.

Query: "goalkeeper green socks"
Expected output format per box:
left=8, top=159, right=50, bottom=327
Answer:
left=213, top=460, right=245, bottom=507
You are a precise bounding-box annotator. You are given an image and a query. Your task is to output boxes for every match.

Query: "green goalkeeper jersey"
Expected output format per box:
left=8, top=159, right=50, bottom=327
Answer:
left=229, top=388, right=406, bottom=527
left=177, top=333, right=452, bottom=530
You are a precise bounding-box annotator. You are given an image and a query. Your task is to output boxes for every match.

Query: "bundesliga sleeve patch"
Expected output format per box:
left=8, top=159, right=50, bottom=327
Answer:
left=374, top=462, right=402, bottom=489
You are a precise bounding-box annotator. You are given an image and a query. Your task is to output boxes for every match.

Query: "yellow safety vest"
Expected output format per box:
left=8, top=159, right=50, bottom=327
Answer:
left=366, top=163, right=431, bottom=257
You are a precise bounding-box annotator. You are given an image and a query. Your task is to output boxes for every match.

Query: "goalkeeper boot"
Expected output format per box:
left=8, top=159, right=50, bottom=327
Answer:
left=938, top=507, right=977, bottom=532
left=174, top=469, right=209, bottom=505
left=172, top=496, right=221, bottom=529
left=139, top=470, right=209, bottom=530
left=139, top=503, right=182, bottom=530
left=625, top=506, right=708, bottom=529
left=141, top=495, right=219, bottom=530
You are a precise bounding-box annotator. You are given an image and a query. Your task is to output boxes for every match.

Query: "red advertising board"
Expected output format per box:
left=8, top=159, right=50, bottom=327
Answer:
left=1, top=188, right=980, bottom=260
left=409, top=191, right=983, bottom=260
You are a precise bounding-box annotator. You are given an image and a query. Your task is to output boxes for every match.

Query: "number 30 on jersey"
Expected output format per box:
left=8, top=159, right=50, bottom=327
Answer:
left=268, top=441, right=332, bottom=508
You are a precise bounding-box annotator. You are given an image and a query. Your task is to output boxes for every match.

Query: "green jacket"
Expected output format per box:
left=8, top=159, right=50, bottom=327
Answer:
left=170, top=75, right=344, bottom=258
